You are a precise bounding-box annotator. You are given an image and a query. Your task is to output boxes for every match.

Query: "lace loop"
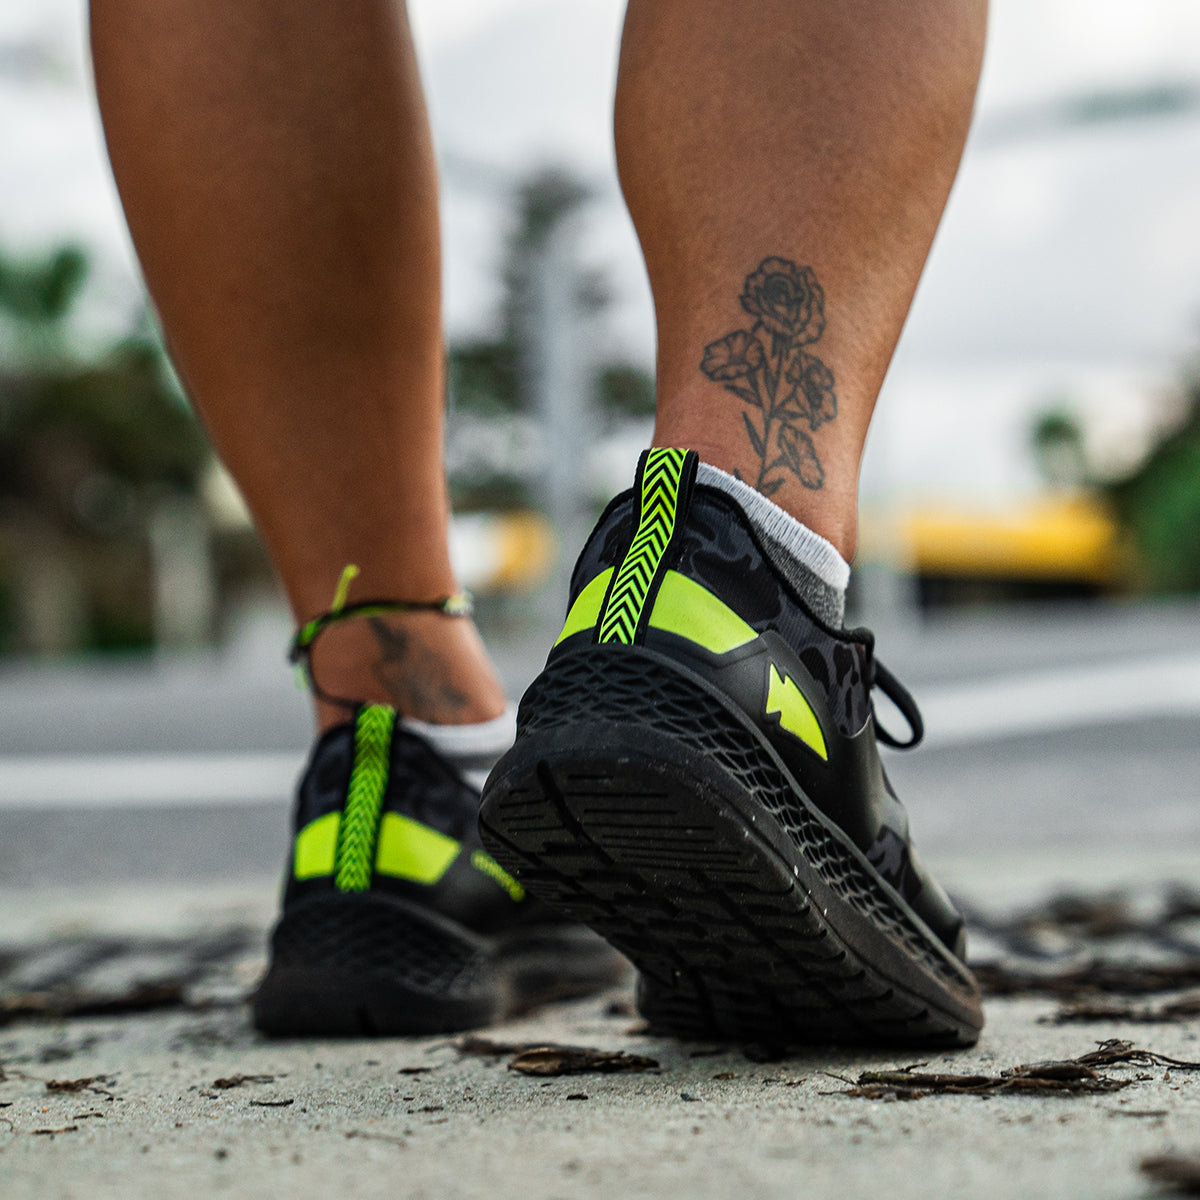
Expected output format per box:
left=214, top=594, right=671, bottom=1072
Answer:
left=289, top=564, right=473, bottom=712
left=870, top=658, right=924, bottom=750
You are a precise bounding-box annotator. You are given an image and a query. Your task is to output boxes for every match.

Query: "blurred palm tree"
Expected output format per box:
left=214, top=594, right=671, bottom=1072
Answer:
left=0, top=243, right=88, bottom=352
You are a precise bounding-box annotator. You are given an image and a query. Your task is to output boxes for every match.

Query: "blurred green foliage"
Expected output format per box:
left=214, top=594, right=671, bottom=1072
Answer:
left=1030, top=406, right=1088, bottom=491
left=0, top=244, right=88, bottom=327
left=597, top=363, right=654, bottom=419
left=450, top=167, right=653, bottom=417
left=1110, top=369, right=1200, bottom=592
left=0, top=340, right=205, bottom=506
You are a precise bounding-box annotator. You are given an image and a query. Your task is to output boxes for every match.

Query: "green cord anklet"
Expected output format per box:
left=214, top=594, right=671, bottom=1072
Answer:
left=289, top=564, right=473, bottom=710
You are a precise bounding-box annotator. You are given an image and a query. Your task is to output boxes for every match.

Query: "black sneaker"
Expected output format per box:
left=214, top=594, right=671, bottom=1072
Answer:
left=479, top=448, right=983, bottom=1047
left=253, top=703, right=626, bottom=1036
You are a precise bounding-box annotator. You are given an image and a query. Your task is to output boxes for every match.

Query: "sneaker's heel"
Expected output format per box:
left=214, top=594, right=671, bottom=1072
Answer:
left=253, top=893, right=498, bottom=1036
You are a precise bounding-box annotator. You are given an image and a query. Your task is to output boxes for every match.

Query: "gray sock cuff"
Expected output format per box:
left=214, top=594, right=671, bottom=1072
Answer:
left=695, top=462, right=849, bottom=627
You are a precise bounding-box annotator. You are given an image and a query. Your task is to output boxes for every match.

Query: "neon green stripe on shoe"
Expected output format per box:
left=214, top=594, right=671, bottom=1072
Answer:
left=334, top=704, right=394, bottom=892
left=293, top=811, right=340, bottom=880
left=470, top=849, right=525, bottom=901
left=648, top=571, right=757, bottom=654
left=375, top=812, right=461, bottom=885
left=554, top=568, right=614, bottom=646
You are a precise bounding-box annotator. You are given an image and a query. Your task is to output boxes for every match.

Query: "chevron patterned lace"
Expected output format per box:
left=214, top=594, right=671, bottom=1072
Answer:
left=334, top=704, right=394, bottom=892
left=597, top=447, right=689, bottom=644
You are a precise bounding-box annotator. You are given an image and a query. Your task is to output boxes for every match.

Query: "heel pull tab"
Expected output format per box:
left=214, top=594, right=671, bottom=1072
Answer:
left=334, top=704, right=394, bottom=892
left=596, top=447, right=698, bottom=646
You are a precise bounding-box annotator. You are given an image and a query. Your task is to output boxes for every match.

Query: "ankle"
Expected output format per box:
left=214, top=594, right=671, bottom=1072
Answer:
left=307, top=612, right=507, bottom=733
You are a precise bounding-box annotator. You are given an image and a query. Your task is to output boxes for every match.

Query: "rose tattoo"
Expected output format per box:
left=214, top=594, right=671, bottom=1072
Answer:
left=700, top=257, right=837, bottom=494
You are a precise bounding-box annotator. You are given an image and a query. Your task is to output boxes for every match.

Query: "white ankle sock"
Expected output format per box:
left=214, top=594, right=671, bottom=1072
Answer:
left=402, top=705, right=517, bottom=790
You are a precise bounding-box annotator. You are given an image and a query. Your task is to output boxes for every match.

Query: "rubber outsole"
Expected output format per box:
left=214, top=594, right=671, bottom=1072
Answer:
left=478, top=648, right=984, bottom=1048
left=252, top=891, right=627, bottom=1038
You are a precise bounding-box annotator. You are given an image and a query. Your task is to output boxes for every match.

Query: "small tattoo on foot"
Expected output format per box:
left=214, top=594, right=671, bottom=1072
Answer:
left=700, top=257, right=837, bottom=495
left=368, top=617, right=469, bottom=719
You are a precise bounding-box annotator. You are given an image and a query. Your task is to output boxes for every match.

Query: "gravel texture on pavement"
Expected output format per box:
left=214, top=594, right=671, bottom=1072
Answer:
left=2, top=871, right=1199, bottom=1200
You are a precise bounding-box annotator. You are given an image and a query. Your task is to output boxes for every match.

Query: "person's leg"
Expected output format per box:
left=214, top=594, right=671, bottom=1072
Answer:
left=90, top=0, right=505, bottom=732
left=616, top=0, right=987, bottom=558
left=481, top=0, right=989, bottom=1046
left=90, top=0, right=625, bottom=1036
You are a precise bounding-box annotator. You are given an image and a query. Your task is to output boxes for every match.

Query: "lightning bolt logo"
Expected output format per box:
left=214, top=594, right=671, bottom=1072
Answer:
left=765, top=665, right=828, bottom=761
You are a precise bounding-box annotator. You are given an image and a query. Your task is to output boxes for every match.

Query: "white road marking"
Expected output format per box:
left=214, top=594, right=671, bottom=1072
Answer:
left=0, top=753, right=492, bottom=809
left=0, top=753, right=301, bottom=809
left=917, top=651, right=1200, bottom=750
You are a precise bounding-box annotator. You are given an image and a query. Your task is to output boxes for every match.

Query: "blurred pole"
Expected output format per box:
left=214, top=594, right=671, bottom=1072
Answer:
left=521, top=206, right=590, bottom=630
left=149, top=494, right=215, bottom=652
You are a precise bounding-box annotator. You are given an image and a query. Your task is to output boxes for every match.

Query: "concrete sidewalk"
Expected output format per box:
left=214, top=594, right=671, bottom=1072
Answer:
left=2, top=855, right=1198, bottom=1200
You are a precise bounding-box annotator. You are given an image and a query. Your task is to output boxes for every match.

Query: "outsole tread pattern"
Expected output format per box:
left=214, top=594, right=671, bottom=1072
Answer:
left=253, top=894, right=495, bottom=1036
left=479, top=650, right=983, bottom=1048
left=515, top=651, right=971, bottom=985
